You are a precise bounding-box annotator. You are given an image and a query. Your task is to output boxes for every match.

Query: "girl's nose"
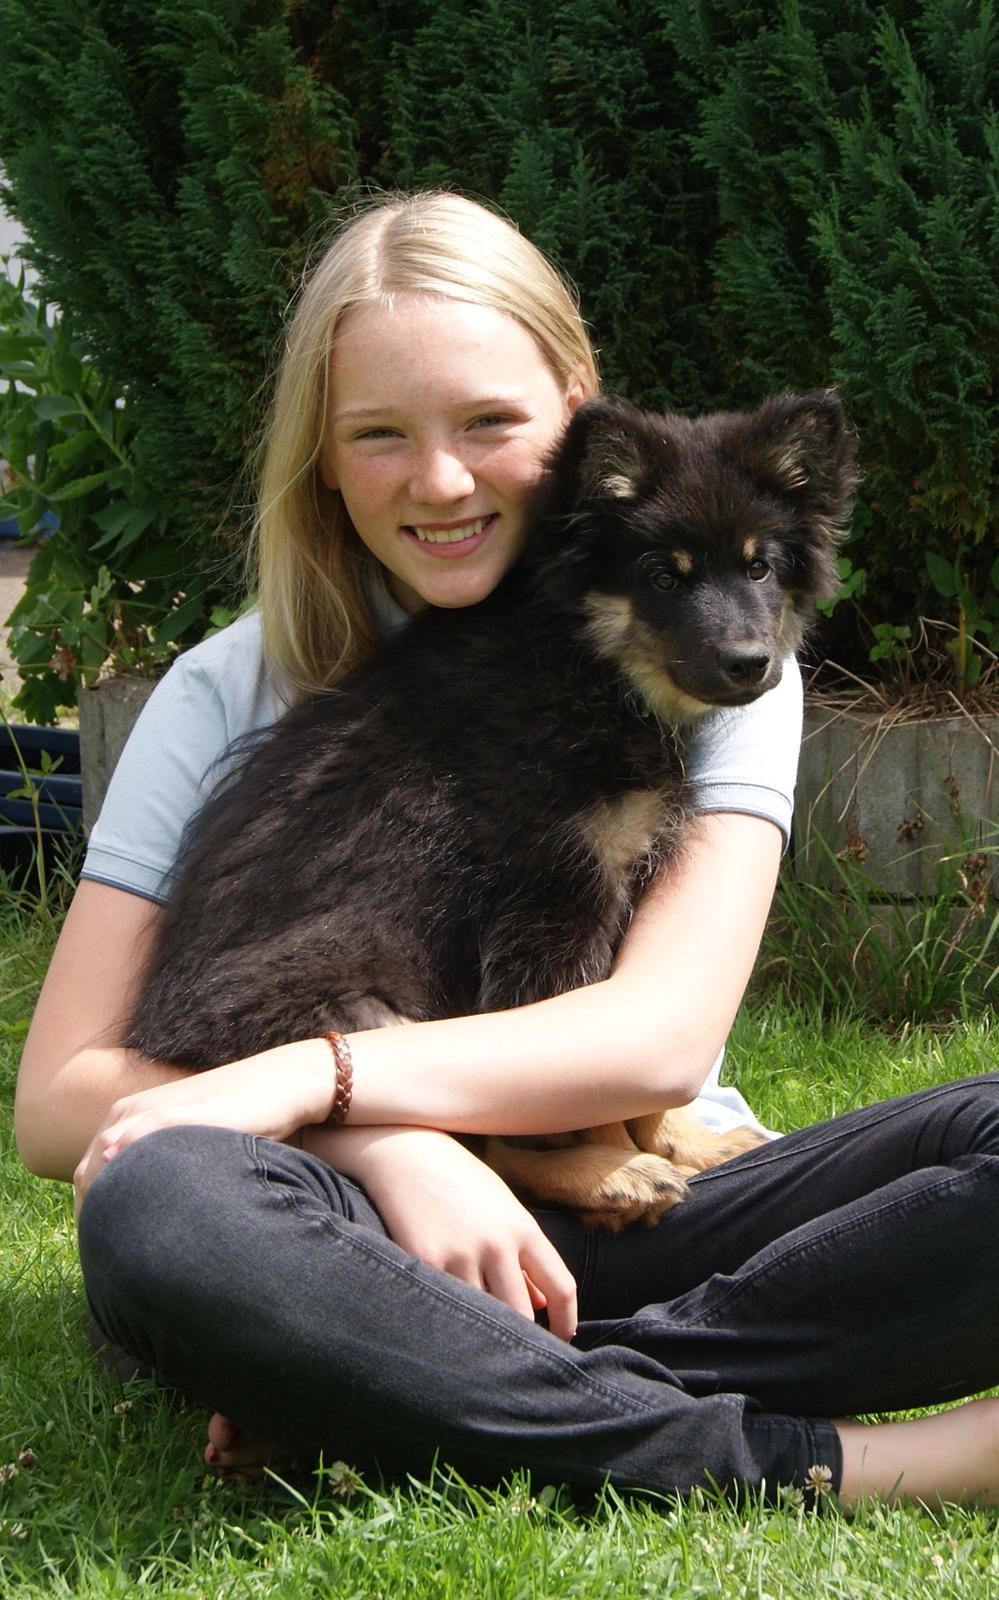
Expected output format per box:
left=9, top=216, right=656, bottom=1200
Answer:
left=409, top=445, right=475, bottom=505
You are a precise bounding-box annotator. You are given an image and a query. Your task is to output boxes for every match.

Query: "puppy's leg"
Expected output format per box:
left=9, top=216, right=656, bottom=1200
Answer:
left=323, top=995, right=417, bottom=1031
left=477, top=855, right=624, bottom=1013
left=627, top=1107, right=767, bottom=1176
left=483, top=1130, right=689, bottom=1231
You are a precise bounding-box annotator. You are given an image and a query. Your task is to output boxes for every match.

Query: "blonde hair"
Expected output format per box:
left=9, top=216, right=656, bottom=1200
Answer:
left=250, top=191, right=600, bottom=701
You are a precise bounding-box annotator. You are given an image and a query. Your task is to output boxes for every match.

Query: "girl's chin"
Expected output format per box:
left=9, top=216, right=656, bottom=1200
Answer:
left=415, top=571, right=502, bottom=610
left=387, top=562, right=504, bottom=614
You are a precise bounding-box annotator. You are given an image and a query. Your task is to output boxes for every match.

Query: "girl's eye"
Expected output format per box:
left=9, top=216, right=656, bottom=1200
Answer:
left=650, top=571, right=679, bottom=591
left=747, top=558, right=771, bottom=581
left=470, top=414, right=515, bottom=430
left=356, top=427, right=400, bottom=441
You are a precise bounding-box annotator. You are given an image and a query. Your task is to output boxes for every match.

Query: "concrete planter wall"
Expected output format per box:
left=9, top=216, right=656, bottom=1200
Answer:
left=794, top=701, right=999, bottom=899
left=77, top=676, right=157, bottom=834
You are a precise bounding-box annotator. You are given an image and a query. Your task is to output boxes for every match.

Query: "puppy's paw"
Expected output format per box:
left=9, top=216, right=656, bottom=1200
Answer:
left=579, top=1152, right=690, bottom=1230
left=702, top=1125, right=769, bottom=1165
left=635, top=1108, right=769, bottom=1175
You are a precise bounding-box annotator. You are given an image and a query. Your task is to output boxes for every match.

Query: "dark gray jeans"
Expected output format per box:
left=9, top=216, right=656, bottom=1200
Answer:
left=78, top=1074, right=999, bottom=1500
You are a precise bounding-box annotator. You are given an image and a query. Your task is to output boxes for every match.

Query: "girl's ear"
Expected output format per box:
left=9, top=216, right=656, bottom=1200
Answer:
left=565, top=376, right=588, bottom=416
left=319, top=454, right=339, bottom=491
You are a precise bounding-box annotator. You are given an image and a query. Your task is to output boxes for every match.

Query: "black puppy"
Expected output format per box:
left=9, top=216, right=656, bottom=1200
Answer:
left=125, top=392, right=857, bottom=1226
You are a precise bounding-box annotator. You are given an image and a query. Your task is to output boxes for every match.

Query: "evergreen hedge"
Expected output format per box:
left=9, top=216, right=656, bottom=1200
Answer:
left=0, top=0, right=996, bottom=718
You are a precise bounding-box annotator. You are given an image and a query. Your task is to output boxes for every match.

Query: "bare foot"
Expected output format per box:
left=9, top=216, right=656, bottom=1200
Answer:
left=204, top=1412, right=296, bottom=1481
left=836, top=1396, right=999, bottom=1509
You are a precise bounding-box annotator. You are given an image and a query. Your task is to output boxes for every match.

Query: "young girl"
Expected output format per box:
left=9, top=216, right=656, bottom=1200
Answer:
left=15, top=191, right=999, bottom=1508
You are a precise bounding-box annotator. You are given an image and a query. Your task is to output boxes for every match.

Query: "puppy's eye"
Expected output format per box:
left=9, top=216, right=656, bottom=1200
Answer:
left=650, top=571, right=679, bottom=591
left=747, top=558, right=770, bottom=582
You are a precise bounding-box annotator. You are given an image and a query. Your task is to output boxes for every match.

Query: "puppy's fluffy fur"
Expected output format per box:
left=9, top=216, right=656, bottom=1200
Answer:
left=126, top=392, right=857, bottom=1227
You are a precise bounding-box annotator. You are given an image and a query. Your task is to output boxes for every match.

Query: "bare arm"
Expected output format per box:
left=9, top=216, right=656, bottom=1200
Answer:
left=15, top=882, right=178, bottom=1178
left=14, top=879, right=335, bottom=1181
left=21, top=810, right=780, bottom=1186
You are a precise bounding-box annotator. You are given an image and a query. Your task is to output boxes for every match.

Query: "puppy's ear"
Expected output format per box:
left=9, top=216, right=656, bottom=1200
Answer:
left=729, top=389, right=858, bottom=517
left=727, top=389, right=859, bottom=598
left=553, top=397, right=667, bottom=506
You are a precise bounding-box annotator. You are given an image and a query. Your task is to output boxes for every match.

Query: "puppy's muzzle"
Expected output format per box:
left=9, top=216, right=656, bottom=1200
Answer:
left=718, top=643, right=773, bottom=689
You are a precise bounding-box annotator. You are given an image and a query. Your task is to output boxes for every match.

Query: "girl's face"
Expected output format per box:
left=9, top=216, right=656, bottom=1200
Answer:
left=321, top=294, right=585, bottom=613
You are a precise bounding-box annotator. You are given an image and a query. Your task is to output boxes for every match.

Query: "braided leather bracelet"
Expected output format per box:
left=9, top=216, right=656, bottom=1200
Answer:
left=324, top=1030, right=354, bottom=1126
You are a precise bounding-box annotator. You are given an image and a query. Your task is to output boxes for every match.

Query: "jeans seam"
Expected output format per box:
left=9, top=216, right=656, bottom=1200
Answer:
left=683, top=1164, right=970, bottom=1328
left=253, top=1141, right=664, bottom=1423
left=688, top=1073, right=999, bottom=1185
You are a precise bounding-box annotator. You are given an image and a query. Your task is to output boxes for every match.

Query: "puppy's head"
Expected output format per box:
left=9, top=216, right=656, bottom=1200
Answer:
left=529, top=391, right=857, bottom=722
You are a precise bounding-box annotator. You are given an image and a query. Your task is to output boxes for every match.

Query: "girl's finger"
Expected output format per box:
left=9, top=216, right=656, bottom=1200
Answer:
left=524, top=1274, right=548, bottom=1312
left=522, top=1242, right=577, bottom=1342
left=482, top=1252, right=537, bottom=1324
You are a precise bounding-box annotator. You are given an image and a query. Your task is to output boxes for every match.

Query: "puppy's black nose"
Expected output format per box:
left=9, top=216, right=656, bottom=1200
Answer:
left=719, top=646, right=772, bottom=685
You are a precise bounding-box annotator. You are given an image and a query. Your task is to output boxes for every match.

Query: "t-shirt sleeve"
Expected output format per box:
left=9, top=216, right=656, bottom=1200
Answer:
left=682, top=655, right=803, bottom=849
left=80, top=657, right=233, bottom=904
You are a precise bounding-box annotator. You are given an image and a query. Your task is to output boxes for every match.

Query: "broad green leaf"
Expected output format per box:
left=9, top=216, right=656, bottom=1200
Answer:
left=12, top=631, right=55, bottom=666
left=125, top=544, right=186, bottom=582
left=92, top=496, right=162, bottom=552
left=152, top=593, right=206, bottom=646
left=18, top=494, right=47, bottom=533
left=924, top=551, right=958, bottom=598
left=32, top=393, right=82, bottom=421
left=80, top=630, right=110, bottom=672
left=32, top=584, right=85, bottom=625
left=51, top=350, right=83, bottom=390
left=0, top=334, right=44, bottom=360
left=92, top=499, right=137, bottom=538
left=46, top=469, right=117, bottom=502
left=47, top=431, right=97, bottom=472
left=51, top=544, right=89, bottom=589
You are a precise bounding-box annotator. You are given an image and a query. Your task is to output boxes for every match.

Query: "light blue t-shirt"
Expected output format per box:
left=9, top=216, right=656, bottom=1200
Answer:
left=83, top=599, right=803, bottom=1136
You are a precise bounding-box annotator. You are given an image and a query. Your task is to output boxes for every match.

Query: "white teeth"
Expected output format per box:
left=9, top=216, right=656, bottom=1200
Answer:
left=412, top=517, right=489, bottom=543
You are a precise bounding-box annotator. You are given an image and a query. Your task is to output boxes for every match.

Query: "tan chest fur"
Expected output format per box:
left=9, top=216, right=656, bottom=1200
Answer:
left=576, top=788, right=665, bottom=887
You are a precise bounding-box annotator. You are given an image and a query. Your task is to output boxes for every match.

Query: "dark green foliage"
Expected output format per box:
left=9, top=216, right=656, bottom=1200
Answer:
left=0, top=0, right=358, bottom=714
left=812, top=10, right=999, bottom=687
left=0, top=2, right=354, bottom=670
left=0, top=0, right=996, bottom=712
left=365, top=0, right=719, bottom=412
left=662, top=0, right=999, bottom=687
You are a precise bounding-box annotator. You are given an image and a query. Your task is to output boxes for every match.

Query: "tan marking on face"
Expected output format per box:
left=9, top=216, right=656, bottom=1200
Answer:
left=742, top=537, right=759, bottom=564
left=582, top=596, right=713, bottom=725
left=621, top=650, right=713, bottom=724
left=671, top=550, right=694, bottom=576
left=578, top=789, right=664, bottom=883
left=582, top=593, right=634, bottom=656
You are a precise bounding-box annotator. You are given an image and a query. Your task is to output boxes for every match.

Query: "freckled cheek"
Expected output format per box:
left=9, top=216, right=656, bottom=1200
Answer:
left=337, top=456, right=408, bottom=520
left=488, top=439, right=552, bottom=499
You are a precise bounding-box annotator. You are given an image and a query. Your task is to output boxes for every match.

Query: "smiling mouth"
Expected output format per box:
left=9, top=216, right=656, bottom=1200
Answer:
left=407, top=515, right=495, bottom=544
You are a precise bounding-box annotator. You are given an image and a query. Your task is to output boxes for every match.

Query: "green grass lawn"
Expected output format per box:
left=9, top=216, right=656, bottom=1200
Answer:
left=2, top=907, right=999, bottom=1597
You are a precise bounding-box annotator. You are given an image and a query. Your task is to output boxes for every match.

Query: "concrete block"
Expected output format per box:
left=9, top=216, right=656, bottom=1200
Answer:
left=77, top=676, right=157, bottom=835
left=794, top=704, right=999, bottom=897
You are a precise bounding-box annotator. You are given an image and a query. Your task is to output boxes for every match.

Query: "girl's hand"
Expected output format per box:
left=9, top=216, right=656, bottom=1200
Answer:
left=73, top=1042, right=332, bottom=1211
left=307, top=1124, right=579, bottom=1341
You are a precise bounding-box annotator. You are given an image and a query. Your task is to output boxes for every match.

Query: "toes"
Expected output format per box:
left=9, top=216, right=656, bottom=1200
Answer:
left=207, top=1412, right=241, bottom=1453
left=582, top=1162, right=690, bottom=1228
